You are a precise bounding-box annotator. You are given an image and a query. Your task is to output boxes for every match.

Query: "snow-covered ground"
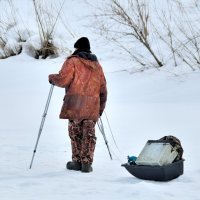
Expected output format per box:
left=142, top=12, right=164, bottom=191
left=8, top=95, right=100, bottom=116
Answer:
left=0, top=52, right=200, bottom=200
left=1, top=0, right=200, bottom=199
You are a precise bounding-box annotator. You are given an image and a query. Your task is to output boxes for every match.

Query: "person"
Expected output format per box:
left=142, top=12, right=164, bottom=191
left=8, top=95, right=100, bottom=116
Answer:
left=48, top=37, right=107, bottom=173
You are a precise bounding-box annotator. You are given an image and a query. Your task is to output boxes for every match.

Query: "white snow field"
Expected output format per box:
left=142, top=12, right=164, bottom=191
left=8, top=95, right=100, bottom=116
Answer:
left=0, top=52, right=200, bottom=200
left=1, top=0, right=200, bottom=199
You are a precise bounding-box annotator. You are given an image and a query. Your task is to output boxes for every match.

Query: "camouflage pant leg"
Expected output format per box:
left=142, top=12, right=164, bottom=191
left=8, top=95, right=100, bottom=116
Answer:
left=81, top=120, right=96, bottom=164
left=68, top=119, right=96, bottom=164
left=68, top=120, right=83, bottom=162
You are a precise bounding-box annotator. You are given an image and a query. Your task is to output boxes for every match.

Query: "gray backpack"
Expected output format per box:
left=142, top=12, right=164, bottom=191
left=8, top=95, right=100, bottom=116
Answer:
left=159, top=135, right=183, bottom=161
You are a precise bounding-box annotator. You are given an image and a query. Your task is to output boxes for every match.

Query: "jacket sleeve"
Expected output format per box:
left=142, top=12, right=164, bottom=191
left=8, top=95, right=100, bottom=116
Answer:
left=49, top=58, right=74, bottom=88
left=99, top=68, right=107, bottom=116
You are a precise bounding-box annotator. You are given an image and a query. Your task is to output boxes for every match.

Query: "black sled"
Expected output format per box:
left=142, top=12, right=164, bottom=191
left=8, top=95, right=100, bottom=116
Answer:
left=122, top=159, right=184, bottom=182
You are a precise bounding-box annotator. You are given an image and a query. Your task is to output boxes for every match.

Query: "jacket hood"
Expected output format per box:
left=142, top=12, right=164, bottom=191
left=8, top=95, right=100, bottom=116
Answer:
left=79, top=57, right=99, bottom=70
left=76, top=51, right=98, bottom=61
left=70, top=50, right=99, bottom=70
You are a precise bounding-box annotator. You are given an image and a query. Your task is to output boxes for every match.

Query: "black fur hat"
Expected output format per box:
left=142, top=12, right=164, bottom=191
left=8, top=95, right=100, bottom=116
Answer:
left=74, top=37, right=90, bottom=50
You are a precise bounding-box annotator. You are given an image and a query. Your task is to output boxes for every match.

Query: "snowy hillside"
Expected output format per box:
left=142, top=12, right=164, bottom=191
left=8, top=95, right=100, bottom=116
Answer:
left=1, top=0, right=200, bottom=200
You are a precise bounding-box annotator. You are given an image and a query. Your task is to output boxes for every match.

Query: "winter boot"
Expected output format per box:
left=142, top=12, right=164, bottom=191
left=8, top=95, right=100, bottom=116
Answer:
left=66, top=161, right=81, bottom=171
left=81, top=163, right=93, bottom=173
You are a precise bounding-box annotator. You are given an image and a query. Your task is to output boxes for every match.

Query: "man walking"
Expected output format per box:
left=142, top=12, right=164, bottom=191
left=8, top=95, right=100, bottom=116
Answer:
left=49, top=37, right=107, bottom=173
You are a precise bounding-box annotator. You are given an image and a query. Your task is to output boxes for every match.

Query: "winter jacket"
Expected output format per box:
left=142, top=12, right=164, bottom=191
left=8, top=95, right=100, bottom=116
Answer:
left=49, top=52, right=107, bottom=121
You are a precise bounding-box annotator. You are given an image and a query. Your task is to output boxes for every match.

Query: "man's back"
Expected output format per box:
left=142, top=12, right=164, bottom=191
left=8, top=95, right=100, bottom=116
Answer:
left=49, top=53, right=107, bottom=121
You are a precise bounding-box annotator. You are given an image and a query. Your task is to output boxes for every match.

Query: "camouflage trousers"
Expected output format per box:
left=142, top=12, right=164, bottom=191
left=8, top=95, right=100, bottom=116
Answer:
left=68, top=119, right=96, bottom=164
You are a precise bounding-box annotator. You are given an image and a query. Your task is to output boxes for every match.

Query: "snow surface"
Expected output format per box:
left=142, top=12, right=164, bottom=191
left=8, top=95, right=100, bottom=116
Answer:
left=1, top=0, right=200, bottom=200
left=1, top=51, right=200, bottom=200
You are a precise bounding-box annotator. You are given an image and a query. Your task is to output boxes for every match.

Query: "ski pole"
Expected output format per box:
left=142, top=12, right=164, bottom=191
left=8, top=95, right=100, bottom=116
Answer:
left=97, top=117, right=113, bottom=160
left=29, top=84, right=54, bottom=169
left=104, top=111, right=123, bottom=155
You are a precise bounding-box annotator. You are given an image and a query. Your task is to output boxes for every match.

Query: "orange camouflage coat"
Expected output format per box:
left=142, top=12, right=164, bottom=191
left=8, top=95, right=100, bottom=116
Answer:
left=49, top=54, right=107, bottom=121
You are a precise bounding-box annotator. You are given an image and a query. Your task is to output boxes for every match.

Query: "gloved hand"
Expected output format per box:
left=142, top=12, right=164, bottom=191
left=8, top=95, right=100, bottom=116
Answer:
left=49, top=80, right=55, bottom=85
left=48, top=75, right=55, bottom=85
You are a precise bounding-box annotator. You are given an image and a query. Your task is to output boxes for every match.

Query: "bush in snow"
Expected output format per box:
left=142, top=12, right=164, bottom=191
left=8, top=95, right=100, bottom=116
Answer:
left=0, top=0, right=69, bottom=59
left=88, top=0, right=163, bottom=69
left=88, top=0, right=200, bottom=71
left=0, top=0, right=30, bottom=59
left=32, top=0, right=65, bottom=59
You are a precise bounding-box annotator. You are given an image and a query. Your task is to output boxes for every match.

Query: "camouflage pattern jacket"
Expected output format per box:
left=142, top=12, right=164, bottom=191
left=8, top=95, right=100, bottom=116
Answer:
left=49, top=52, right=107, bottom=121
